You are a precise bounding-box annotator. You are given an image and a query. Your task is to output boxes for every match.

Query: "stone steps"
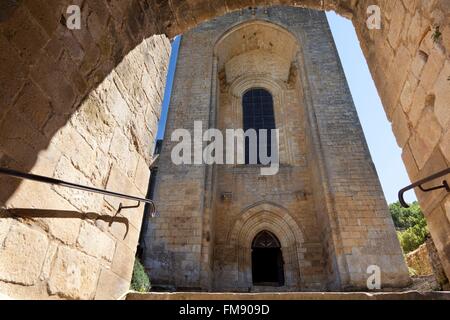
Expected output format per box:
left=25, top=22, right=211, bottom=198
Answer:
left=126, top=291, right=450, bottom=300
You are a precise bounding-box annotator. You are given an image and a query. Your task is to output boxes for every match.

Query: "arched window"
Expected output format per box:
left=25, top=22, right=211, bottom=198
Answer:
left=242, top=88, right=275, bottom=164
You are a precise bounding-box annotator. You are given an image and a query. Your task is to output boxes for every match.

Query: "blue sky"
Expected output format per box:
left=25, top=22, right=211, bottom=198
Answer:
left=156, top=13, right=416, bottom=204
left=326, top=12, right=415, bottom=204
left=156, top=35, right=181, bottom=141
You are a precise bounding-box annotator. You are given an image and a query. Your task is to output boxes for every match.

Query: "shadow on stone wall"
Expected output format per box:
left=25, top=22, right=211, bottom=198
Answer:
left=1, top=209, right=130, bottom=239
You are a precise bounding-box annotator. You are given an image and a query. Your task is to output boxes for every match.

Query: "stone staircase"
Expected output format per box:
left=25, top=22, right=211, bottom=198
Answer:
left=126, top=291, right=450, bottom=300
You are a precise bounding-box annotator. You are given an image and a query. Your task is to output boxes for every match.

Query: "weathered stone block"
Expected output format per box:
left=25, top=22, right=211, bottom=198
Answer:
left=414, top=148, right=449, bottom=213
left=108, top=128, right=139, bottom=178
left=70, top=94, right=115, bottom=153
left=109, top=222, right=140, bottom=254
left=96, top=75, right=130, bottom=128
left=48, top=246, right=100, bottom=299
left=0, top=215, right=12, bottom=246
left=440, top=129, right=450, bottom=164
left=420, top=47, right=445, bottom=93
left=0, top=224, right=48, bottom=286
left=0, top=109, right=48, bottom=166
left=408, top=85, right=427, bottom=128
left=424, top=206, right=450, bottom=279
left=40, top=217, right=82, bottom=246
left=111, top=241, right=136, bottom=283
left=414, top=106, right=442, bottom=159
left=387, top=1, right=406, bottom=45
left=105, top=164, right=145, bottom=230
left=392, top=106, right=411, bottom=148
left=433, top=60, right=450, bottom=129
left=411, top=50, right=428, bottom=79
left=53, top=156, right=104, bottom=212
left=401, top=143, right=419, bottom=180
left=53, top=125, right=98, bottom=182
left=2, top=6, right=49, bottom=63
left=445, top=197, right=450, bottom=224
left=30, top=52, right=76, bottom=114
left=40, top=241, right=58, bottom=281
left=24, top=0, right=63, bottom=38
left=13, top=81, right=52, bottom=131
left=77, top=221, right=116, bottom=262
left=134, top=155, right=151, bottom=194
left=94, top=268, right=130, bottom=300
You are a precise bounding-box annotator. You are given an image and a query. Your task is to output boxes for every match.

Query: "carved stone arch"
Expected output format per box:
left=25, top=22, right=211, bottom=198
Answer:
left=213, top=19, right=301, bottom=87
left=213, top=19, right=300, bottom=60
left=228, top=202, right=305, bottom=288
left=214, top=21, right=302, bottom=166
left=229, top=201, right=304, bottom=243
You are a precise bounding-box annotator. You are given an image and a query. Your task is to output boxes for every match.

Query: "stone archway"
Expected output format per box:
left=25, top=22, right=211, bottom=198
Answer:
left=0, top=1, right=448, bottom=299
left=228, top=202, right=305, bottom=290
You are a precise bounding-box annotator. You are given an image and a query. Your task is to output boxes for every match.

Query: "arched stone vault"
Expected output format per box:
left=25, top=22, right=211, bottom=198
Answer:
left=214, top=19, right=301, bottom=165
left=155, top=0, right=356, bottom=37
left=0, top=0, right=449, bottom=299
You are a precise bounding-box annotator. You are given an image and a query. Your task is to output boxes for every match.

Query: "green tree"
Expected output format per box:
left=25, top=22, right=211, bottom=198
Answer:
left=389, top=201, right=429, bottom=253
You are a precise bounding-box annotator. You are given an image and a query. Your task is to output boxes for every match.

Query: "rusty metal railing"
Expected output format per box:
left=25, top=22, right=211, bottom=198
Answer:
left=0, top=167, right=157, bottom=216
left=398, top=168, right=450, bottom=208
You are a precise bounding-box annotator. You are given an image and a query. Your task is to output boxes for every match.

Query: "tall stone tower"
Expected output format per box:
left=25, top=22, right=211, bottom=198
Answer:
left=143, top=7, right=410, bottom=292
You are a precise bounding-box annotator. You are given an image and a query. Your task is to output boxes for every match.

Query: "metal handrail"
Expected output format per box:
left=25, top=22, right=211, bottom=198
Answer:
left=398, top=167, right=450, bottom=208
left=0, top=167, right=156, bottom=215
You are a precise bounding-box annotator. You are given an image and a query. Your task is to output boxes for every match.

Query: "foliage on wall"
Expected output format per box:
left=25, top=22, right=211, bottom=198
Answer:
left=130, top=258, right=151, bottom=292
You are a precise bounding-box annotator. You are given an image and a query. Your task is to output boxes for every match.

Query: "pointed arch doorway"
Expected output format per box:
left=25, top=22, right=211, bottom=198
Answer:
left=251, top=231, right=285, bottom=286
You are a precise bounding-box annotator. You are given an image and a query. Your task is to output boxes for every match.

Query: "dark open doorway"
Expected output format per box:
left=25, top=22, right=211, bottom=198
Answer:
left=251, top=231, right=285, bottom=286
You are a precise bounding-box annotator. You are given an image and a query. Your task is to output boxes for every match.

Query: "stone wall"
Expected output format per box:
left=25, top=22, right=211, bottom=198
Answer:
left=406, top=237, right=449, bottom=290
left=350, top=1, right=450, bottom=280
left=0, top=34, right=170, bottom=299
left=425, top=237, right=450, bottom=289
left=406, top=243, right=434, bottom=276
left=161, top=0, right=450, bottom=286
left=0, top=0, right=448, bottom=298
left=144, top=8, right=410, bottom=292
left=126, top=291, right=450, bottom=300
